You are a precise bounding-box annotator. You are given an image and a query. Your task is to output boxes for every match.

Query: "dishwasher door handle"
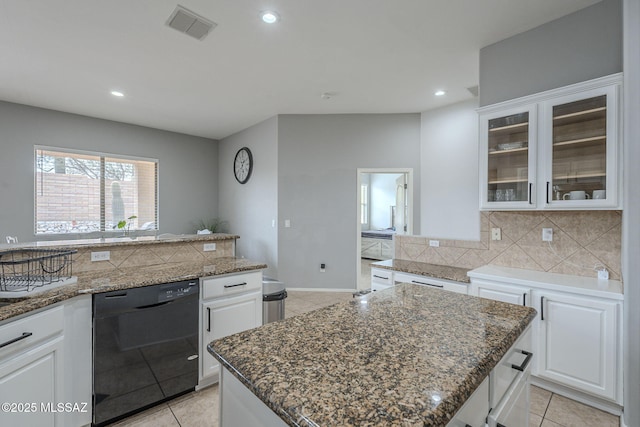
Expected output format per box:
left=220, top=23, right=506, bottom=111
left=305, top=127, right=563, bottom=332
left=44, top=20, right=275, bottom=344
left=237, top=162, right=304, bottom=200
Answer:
left=135, top=301, right=172, bottom=310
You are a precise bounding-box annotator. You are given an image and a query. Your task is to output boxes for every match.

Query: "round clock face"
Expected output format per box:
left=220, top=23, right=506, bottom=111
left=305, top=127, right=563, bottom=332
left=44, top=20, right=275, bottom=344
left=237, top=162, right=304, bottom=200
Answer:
left=234, top=147, right=253, bottom=184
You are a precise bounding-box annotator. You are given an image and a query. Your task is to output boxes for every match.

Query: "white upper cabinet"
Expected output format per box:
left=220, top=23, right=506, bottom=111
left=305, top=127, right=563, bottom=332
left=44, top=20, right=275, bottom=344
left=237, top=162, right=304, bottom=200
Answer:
left=479, top=74, right=622, bottom=210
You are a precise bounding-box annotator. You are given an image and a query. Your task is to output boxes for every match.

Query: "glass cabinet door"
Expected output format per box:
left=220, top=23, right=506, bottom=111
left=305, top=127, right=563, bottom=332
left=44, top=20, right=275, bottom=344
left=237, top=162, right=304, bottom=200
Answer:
left=482, top=107, right=536, bottom=208
left=545, top=87, right=618, bottom=207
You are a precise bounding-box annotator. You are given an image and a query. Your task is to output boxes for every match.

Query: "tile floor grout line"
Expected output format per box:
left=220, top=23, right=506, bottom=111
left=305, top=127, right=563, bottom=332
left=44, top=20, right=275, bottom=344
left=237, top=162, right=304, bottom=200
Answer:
left=169, top=405, right=182, bottom=427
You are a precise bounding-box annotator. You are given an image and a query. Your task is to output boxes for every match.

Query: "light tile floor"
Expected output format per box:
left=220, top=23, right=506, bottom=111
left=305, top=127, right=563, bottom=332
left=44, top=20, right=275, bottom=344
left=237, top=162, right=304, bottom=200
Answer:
left=110, top=289, right=620, bottom=427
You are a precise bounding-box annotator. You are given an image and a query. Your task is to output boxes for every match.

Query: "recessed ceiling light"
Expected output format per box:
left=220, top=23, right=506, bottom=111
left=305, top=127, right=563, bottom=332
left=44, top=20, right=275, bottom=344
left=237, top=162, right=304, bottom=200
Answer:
left=434, top=90, right=446, bottom=97
left=260, top=11, right=280, bottom=24
left=111, top=91, right=124, bottom=97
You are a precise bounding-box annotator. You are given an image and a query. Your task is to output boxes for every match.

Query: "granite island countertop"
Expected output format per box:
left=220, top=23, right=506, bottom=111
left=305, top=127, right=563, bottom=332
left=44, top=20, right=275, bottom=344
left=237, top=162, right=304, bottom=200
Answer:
left=0, top=256, right=266, bottom=323
left=372, top=259, right=471, bottom=283
left=209, top=283, right=536, bottom=426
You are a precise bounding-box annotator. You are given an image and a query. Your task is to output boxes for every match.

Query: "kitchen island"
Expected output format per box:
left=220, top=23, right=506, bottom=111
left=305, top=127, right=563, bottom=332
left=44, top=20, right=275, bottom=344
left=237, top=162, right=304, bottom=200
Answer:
left=209, top=283, right=537, bottom=426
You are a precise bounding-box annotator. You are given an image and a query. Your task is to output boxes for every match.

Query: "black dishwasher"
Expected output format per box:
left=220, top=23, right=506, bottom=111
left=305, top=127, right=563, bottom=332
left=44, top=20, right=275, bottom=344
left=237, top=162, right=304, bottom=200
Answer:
left=93, top=280, right=199, bottom=426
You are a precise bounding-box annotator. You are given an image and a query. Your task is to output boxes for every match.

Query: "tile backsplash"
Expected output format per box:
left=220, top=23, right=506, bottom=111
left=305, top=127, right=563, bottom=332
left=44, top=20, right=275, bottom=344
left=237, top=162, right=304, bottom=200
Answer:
left=395, top=211, right=622, bottom=280
left=72, top=240, right=235, bottom=273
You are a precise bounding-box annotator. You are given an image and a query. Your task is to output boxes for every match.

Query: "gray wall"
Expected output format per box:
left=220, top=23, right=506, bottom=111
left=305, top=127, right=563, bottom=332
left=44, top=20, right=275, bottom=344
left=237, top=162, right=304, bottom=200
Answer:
left=622, top=0, right=639, bottom=424
left=479, top=0, right=622, bottom=106
left=420, top=99, right=480, bottom=240
left=278, top=114, right=421, bottom=290
left=218, top=117, right=279, bottom=279
left=0, top=101, right=218, bottom=241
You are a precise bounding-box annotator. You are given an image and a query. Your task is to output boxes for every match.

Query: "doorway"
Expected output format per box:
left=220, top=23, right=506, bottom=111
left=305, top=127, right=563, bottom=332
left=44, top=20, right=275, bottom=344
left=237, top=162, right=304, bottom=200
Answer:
left=356, top=168, right=413, bottom=290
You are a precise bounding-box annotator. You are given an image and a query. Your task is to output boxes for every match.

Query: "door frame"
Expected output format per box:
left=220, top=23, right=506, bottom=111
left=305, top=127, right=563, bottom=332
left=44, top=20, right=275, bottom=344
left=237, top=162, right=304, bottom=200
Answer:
left=356, top=168, right=414, bottom=291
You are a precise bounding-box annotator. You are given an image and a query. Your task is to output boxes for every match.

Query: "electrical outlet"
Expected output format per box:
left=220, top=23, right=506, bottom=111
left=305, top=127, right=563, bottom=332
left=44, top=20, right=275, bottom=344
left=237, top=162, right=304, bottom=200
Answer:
left=284, top=219, right=291, bottom=228
left=429, top=240, right=440, bottom=247
left=91, top=251, right=110, bottom=262
left=491, top=228, right=501, bottom=241
left=542, top=228, right=553, bottom=242
left=203, top=243, right=216, bottom=252
left=598, top=269, right=609, bottom=280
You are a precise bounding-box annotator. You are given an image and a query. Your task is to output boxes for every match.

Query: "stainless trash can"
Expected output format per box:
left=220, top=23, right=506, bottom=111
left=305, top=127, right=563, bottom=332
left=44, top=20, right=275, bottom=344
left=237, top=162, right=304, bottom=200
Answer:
left=262, top=277, right=287, bottom=324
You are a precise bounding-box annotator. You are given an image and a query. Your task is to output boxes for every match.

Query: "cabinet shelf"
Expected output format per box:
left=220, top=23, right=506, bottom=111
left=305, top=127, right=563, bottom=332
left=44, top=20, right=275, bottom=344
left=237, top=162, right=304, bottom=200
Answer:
left=489, top=122, right=528, bottom=132
left=553, top=136, right=606, bottom=147
left=553, top=172, right=606, bottom=180
left=488, top=178, right=528, bottom=185
left=489, top=147, right=529, bottom=155
left=553, top=107, right=606, bottom=121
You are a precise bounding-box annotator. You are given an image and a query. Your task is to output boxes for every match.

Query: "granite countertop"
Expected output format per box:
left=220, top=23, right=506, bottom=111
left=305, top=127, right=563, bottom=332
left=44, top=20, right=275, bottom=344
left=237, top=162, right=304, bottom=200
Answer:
left=0, top=233, right=239, bottom=251
left=209, top=283, right=536, bottom=426
left=0, top=257, right=266, bottom=323
left=372, top=259, right=471, bottom=283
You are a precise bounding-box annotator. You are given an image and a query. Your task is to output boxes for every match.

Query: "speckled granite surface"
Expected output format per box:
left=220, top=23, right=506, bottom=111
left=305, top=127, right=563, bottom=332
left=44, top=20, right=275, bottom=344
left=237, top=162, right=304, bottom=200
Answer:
left=209, top=283, right=536, bottom=426
left=372, top=259, right=471, bottom=283
left=0, top=257, right=265, bottom=323
left=0, top=233, right=239, bottom=251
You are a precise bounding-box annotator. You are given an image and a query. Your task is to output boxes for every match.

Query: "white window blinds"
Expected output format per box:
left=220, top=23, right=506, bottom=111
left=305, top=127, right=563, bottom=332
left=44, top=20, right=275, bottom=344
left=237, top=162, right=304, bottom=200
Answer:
left=35, top=147, right=158, bottom=235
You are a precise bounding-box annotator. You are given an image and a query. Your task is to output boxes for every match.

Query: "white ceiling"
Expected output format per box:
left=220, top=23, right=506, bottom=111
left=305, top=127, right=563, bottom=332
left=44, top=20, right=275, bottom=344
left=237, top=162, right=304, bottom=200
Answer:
left=0, top=0, right=601, bottom=140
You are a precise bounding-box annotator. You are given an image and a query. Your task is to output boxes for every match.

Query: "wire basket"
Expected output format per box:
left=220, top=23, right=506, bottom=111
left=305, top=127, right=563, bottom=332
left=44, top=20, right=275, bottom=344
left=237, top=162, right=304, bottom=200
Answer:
left=0, top=249, right=77, bottom=293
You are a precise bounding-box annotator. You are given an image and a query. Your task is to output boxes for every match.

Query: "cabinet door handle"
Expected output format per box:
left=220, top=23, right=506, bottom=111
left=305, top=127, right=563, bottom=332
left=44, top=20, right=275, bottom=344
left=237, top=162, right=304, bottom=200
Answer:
left=0, top=332, right=32, bottom=349
left=411, top=280, right=443, bottom=288
left=373, top=275, right=389, bottom=280
left=528, top=182, right=533, bottom=204
left=224, top=282, right=247, bottom=289
left=541, top=296, right=545, bottom=320
left=546, top=182, right=550, bottom=204
left=511, top=350, right=533, bottom=372
left=523, top=292, right=527, bottom=306
left=207, top=307, right=211, bottom=332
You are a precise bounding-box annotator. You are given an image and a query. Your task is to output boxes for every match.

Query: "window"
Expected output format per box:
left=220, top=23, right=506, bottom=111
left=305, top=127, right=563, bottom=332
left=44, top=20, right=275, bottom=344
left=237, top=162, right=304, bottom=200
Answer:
left=360, top=184, right=368, bottom=225
left=35, top=147, right=158, bottom=235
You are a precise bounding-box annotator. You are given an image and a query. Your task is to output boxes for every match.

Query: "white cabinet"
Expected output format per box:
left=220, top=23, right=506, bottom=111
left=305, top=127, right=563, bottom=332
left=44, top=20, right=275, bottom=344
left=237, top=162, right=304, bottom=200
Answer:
left=446, top=377, right=489, bottom=427
left=468, top=266, right=623, bottom=406
left=0, top=297, right=92, bottom=427
left=470, top=278, right=530, bottom=306
left=370, top=267, right=393, bottom=292
left=534, top=289, right=620, bottom=401
left=200, top=271, right=263, bottom=386
left=479, top=73, right=622, bottom=210
left=394, top=272, right=468, bottom=294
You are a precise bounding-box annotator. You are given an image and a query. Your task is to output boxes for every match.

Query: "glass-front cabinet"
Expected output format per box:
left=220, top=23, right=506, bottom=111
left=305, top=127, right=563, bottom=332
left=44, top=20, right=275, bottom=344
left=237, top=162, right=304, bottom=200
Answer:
left=479, top=74, right=621, bottom=210
left=480, top=105, right=537, bottom=209
left=542, top=85, right=619, bottom=208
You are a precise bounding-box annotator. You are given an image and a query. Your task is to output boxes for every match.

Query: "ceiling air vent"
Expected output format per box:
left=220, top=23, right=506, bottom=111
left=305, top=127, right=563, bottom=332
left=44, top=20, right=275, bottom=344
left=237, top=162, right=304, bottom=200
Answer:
left=166, top=5, right=217, bottom=41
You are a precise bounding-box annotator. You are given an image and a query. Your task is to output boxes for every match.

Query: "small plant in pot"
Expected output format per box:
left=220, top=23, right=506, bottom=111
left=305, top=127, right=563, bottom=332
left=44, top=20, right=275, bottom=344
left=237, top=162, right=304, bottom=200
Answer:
left=195, top=218, right=228, bottom=234
left=116, top=215, right=138, bottom=237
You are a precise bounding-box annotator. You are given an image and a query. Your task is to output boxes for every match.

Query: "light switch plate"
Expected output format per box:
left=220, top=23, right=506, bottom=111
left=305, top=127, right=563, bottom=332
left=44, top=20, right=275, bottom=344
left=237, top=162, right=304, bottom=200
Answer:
left=542, top=228, right=553, bottom=242
left=91, top=251, right=110, bottom=262
left=491, top=228, right=501, bottom=241
left=203, top=243, right=216, bottom=252
left=284, top=219, right=291, bottom=228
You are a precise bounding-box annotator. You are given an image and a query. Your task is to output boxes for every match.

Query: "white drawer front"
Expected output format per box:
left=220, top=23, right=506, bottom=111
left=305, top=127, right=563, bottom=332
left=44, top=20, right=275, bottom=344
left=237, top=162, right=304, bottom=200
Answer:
left=371, top=268, right=393, bottom=286
left=394, top=272, right=468, bottom=294
left=491, top=327, right=533, bottom=408
left=202, top=271, right=262, bottom=300
left=0, top=305, right=64, bottom=360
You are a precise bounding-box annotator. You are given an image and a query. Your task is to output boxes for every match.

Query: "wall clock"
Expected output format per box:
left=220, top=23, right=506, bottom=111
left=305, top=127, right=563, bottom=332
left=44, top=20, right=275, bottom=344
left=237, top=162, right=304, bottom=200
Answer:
left=234, top=147, right=253, bottom=184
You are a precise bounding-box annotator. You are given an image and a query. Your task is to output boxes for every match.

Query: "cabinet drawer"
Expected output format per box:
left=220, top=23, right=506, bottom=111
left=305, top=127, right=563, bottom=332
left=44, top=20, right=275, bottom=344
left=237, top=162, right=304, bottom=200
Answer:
left=447, top=376, right=489, bottom=427
left=202, top=271, right=262, bottom=300
left=0, top=305, right=64, bottom=360
left=371, top=268, right=393, bottom=286
left=491, top=326, right=533, bottom=408
left=394, top=272, right=468, bottom=294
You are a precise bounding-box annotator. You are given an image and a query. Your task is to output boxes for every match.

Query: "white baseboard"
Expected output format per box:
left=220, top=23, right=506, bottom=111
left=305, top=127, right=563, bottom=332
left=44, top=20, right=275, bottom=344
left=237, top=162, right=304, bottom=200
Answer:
left=531, top=376, right=623, bottom=416
left=286, top=287, right=356, bottom=293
